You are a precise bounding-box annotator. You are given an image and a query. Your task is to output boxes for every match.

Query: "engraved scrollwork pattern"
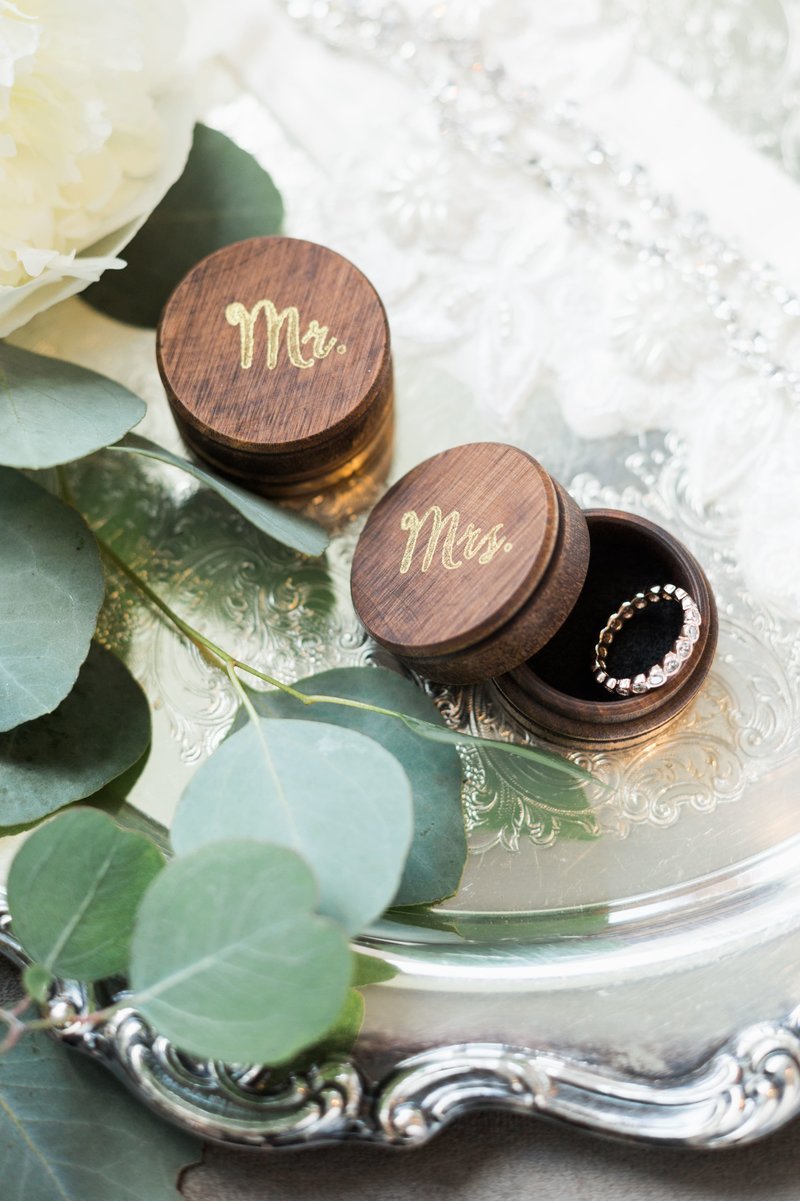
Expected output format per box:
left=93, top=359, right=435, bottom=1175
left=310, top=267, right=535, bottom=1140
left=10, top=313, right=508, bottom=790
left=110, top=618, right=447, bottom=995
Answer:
left=73, top=453, right=372, bottom=762
left=72, top=427, right=800, bottom=847
left=412, top=436, right=798, bottom=845
left=298, top=441, right=769, bottom=842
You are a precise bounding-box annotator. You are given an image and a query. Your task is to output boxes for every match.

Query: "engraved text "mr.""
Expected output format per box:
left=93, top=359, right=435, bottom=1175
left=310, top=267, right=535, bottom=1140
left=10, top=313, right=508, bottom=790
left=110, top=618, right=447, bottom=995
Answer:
left=225, top=299, right=347, bottom=371
left=399, top=507, right=513, bottom=575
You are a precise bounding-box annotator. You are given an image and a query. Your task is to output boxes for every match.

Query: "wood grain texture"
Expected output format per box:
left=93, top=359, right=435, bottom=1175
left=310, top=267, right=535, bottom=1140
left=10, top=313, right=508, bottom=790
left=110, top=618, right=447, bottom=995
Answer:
left=351, top=443, right=590, bottom=683
left=178, top=383, right=394, bottom=499
left=157, top=236, right=393, bottom=493
left=494, top=509, right=719, bottom=748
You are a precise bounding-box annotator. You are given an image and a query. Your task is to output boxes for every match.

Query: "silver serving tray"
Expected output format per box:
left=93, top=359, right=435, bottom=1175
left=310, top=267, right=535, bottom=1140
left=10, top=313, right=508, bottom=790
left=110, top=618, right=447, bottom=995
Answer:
left=2, top=329, right=800, bottom=1148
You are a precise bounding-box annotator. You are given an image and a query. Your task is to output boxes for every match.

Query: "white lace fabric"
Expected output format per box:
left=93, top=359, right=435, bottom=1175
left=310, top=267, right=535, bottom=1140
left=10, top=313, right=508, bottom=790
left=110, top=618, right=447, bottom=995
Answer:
left=225, top=0, right=800, bottom=620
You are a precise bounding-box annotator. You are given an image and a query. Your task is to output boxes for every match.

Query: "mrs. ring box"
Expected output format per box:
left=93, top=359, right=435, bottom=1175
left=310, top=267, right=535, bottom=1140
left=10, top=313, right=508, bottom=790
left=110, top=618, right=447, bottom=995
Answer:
left=157, top=236, right=393, bottom=498
left=350, top=442, right=718, bottom=748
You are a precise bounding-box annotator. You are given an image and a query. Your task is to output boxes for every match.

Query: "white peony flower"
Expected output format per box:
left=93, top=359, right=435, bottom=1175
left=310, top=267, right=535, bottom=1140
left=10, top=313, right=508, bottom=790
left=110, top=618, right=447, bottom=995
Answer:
left=0, top=0, right=198, bottom=336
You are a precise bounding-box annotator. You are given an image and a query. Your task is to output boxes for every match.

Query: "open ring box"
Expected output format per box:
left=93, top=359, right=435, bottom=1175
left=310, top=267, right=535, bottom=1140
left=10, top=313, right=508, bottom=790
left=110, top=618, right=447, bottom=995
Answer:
left=351, top=442, right=717, bottom=749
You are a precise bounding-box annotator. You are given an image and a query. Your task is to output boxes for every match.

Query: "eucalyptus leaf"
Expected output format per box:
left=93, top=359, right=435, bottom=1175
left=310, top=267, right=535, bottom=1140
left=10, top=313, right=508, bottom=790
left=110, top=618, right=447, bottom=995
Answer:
left=100, top=799, right=171, bottom=858
left=89, top=741, right=152, bottom=810
left=470, top=752, right=600, bottom=842
left=0, top=468, right=104, bottom=730
left=129, top=841, right=352, bottom=1065
left=22, top=964, right=52, bottom=1004
left=109, top=433, right=328, bottom=557
left=0, top=643, right=151, bottom=826
left=246, top=668, right=595, bottom=787
left=381, top=904, right=609, bottom=941
left=446, top=907, right=610, bottom=942
left=239, top=668, right=467, bottom=907
left=310, top=988, right=364, bottom=1057
left=294, top=955, right=396, bottom=1065
left=8, top=808, right=163, bottom=981
left=353, top=952, right=397, bottom=987
left=0, top=1031, right=200, bottom=1201
left=0, top=344, right=145, bottom=468
left=83, top=124, right=284, bottom=327
left=398, top=715, right=597, bottom=785
left=171, top=719, right=413, bottom=934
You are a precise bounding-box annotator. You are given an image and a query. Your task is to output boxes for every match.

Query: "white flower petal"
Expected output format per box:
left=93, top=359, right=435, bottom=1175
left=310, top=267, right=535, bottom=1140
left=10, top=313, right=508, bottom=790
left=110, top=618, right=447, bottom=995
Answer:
left=0, top=0, right=198, bottom=335
left=0, top=3, right=38, bottom=91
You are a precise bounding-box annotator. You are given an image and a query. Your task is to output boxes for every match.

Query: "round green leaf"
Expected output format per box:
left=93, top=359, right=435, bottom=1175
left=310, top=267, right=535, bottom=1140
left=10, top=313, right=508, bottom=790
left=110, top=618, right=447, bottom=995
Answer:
left=0, top=468, right=104, bottom=730
left=109, top=433, right=328, bottom=557
left=0, top=1032, right=200, bottom=1201
left=129, top=841, right=352, bottom=1065
left=237, top=668, right=467, bottom=907
left=83, top=124, right=284, bottom=327
left=310, top=989, right=364, bottom=1057
left=171, top=719, right=414, bottom=934
left=22, top=963, right=53, bottom=1004
left=0, top=344, right=146, bottom=468
left=300, top=954, right=397, bottom=1062
left=353, top=951, right=397, bottom=987
left=8, top=808, right=164, bottom=981
left=0, top=643, right=151, bottom=826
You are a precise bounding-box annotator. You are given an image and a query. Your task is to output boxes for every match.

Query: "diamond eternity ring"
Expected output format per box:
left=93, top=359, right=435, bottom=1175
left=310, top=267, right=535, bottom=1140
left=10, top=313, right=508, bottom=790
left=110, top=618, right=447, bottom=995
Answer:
left=593, top=584, right=702, bottom=697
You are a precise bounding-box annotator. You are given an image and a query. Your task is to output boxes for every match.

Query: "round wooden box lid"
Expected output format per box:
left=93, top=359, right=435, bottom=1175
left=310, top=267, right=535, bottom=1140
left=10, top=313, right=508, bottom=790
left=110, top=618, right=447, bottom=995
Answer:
left=350, top=442, right=591, bottom=684
left=156, top=237, right=392, bottom=491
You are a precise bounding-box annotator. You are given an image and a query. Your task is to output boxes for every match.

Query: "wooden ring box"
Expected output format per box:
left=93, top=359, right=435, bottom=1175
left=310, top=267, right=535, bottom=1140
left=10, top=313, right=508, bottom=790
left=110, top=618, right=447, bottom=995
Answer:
left=351, top=442, right=718, bottom=748
left=156, top=237, right=393, bottom=498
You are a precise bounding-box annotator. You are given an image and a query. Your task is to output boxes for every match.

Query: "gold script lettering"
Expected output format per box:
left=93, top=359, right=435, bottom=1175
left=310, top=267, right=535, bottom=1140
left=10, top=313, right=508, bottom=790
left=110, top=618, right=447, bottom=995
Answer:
left=399, top=507, right=512, bottom=575
left=225, top=300, right=346, bottom=371
left=302, top=320, right=338, bottom=359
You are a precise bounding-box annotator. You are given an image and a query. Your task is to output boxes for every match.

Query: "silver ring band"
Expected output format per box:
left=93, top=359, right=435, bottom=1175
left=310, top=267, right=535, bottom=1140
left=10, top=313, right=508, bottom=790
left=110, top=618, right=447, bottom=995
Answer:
left=593, top=584, right=702, bottom=697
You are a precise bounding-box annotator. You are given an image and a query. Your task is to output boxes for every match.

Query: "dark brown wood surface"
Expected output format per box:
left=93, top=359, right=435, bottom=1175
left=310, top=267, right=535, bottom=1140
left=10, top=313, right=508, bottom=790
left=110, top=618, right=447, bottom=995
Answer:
left=351, top=443, right=591, bottom=682
left=157, top=236, right=393, bottom=493
left=352, top=443, right=557, bottom=656
left=495, top=509, right=719, bottom=747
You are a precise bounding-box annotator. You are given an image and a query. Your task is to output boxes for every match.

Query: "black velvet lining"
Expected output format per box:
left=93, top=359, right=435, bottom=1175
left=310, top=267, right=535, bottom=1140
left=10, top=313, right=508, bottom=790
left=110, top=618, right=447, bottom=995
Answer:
left=528, top=516, right=689, bottom=702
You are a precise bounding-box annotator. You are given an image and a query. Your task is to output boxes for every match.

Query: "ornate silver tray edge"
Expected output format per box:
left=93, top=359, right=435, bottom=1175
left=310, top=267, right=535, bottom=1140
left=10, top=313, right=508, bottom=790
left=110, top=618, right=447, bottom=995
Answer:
left=2, top=894, right=799, bottom=1150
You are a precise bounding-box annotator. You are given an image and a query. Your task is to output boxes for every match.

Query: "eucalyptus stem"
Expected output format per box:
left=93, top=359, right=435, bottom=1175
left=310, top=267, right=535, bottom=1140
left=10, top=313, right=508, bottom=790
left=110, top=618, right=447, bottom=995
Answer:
left=96, top=529, right=403, bottom=716
left=97, top=534, right=313, bottom=702
left=0, top=998, right=117, bottom=1054
left=225, top=660, right=260, bottom=726
left=56, top=462, right=76, bottom=507
left=94, top=531, right=597, bottom=787
left=99, top=538, right=226, bottom=665
left=0, top=997, right=32, bottom=1054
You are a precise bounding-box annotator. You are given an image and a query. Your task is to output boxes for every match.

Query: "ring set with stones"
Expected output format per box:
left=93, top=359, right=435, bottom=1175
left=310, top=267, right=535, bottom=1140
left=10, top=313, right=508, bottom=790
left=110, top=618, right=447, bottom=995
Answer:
left=593, top=585, right=702, bottom=697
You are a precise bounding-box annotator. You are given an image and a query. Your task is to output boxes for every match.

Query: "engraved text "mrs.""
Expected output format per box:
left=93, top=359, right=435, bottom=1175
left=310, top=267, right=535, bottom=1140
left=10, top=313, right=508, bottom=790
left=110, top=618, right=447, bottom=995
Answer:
left=399, top=507, right=513, bottom=575
left=225, top=298, right=347, bottom=371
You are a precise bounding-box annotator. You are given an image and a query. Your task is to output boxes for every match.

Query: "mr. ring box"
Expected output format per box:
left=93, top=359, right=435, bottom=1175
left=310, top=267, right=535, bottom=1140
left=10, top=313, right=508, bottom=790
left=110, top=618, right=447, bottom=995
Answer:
left=351, top=442, right=718, bottom=748
left=157, top=237, right=393, bottom=497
